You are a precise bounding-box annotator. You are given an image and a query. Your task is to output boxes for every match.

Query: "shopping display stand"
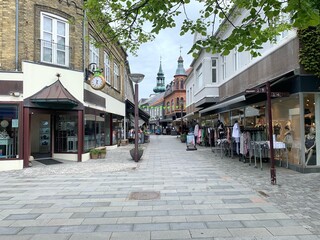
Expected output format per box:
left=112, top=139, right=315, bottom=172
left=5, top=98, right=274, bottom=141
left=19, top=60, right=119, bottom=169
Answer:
left=186, top=133, right=197, bottom=151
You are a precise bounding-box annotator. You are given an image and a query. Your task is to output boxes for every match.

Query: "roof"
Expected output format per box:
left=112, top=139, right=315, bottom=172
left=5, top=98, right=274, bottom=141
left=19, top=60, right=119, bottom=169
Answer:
left=25, top=80, right=83, bottom=109
left=126, top=99, right=150, bottom=122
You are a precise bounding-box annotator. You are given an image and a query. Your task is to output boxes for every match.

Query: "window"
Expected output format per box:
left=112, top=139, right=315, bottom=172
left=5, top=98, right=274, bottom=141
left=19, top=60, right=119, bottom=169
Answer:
left=40, top=12, right=69, bottom=66
left=211, top=58, right=217, bottom=83
left=221, top=55, right=226, bottom=79
left=104, top=52, right=111, bottom=84
left=55, top=114, right=78, bottom=153
left=180, top=97, right=184, bottom=108
left=0, top=105, right=19, bottom=159
left=114, top=63, right=120, bottom=90
left=233, top=48, right=238, bottom=71
left=186, top=90, right=189, bottom=105
left=171, top=99, right=174, bottom=112
left=166, top=102, right=170, bottom=113
left=196, top=64, right=203, bottom=89
left=89, top=37, right=99, bottom=67
left=180, top=79, right=184, bottom=89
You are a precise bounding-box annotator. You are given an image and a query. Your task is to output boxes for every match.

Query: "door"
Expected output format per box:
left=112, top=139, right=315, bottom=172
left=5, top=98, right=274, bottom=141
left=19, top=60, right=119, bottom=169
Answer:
left=30, top=114, right=51, bottom=159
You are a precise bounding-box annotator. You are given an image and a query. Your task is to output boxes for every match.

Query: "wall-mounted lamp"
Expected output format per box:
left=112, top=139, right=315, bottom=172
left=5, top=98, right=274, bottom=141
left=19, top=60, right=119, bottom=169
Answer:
left=85, top=63, right=104, bottom=81
left=9, top=92, right=21, bottom=97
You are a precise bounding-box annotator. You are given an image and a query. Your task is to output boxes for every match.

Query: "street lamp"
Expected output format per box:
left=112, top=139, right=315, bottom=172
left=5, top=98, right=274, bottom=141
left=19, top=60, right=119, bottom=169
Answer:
left=180, top=100, right=184, bottom=135
left=129, top=73, right=145, bottom=162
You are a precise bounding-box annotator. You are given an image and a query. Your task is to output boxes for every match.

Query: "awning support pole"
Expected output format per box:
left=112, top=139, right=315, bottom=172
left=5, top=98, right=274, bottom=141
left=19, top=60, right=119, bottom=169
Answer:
left=266, top=81, right=276, bottom=185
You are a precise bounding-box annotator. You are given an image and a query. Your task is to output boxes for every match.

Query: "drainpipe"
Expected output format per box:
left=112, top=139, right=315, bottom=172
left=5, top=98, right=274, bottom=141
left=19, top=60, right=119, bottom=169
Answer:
left=15, top=0, right=19, bottom=71
left=82, top=1, right=86, bottom=76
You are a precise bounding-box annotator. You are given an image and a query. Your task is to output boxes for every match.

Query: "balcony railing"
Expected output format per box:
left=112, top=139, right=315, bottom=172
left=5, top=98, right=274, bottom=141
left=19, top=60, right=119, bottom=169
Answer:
left=38, top=39, right=72, bottom=67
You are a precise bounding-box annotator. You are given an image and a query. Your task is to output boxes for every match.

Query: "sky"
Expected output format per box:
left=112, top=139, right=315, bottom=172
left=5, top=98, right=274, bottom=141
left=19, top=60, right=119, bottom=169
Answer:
left=127, top=2, right=204, bottom=99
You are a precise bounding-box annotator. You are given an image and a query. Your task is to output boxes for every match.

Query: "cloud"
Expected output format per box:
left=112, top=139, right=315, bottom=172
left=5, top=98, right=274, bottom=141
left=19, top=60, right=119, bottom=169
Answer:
left=128, top=1, right=204, bottom=99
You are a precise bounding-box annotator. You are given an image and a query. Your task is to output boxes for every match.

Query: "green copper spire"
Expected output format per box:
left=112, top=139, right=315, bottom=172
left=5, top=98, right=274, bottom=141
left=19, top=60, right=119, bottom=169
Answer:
left=153, top=57, right=166, bottom=93
left=175, top=53, right=187, bottom=76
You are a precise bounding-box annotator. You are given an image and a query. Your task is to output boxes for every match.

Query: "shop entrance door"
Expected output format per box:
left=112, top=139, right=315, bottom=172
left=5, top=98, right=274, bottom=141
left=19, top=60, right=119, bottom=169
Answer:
left=30, top=114, right=51, bottom=159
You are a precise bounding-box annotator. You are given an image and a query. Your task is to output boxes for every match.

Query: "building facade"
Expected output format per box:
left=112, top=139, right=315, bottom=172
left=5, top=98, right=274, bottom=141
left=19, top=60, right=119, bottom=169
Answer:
left=163, top=55, right=189, bottom=134
left=0, top=0, right=132, bottom=171
left=187, top=8, right=320, bottom=172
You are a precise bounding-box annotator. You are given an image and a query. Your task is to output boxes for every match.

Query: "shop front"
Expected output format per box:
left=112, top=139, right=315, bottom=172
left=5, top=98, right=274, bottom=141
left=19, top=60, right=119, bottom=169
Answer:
left=0, top=103, right=22, bottom=164
left=199, top=75, right=320, bottom=173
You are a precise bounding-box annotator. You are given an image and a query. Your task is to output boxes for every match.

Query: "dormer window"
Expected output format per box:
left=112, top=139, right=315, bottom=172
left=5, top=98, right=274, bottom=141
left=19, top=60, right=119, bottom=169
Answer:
left=40, top=12, right=69, bottom=67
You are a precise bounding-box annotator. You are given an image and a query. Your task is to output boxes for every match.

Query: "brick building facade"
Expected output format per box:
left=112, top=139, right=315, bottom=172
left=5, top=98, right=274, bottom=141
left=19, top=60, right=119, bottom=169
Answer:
left=0, top=0, right=132, bottom=171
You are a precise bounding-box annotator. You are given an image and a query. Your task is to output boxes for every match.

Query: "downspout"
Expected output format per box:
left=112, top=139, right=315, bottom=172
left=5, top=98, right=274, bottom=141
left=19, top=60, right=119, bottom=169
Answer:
left=83, top=1, right=86, bottom=76
left=15, top=0, right=19, bottom=71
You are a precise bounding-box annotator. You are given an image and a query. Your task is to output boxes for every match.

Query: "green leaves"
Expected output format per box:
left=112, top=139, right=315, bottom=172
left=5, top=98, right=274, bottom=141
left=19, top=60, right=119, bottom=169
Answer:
left=299, top=26, right=320, bottom=78
left=84, top=0, right=320, bottom=56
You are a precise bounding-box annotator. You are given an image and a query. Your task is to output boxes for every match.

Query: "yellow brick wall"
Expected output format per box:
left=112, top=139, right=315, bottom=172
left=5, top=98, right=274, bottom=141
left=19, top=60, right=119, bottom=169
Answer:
left=0, top=0, right=84, bottom=71
left=0, top=0, right=127, bottom=102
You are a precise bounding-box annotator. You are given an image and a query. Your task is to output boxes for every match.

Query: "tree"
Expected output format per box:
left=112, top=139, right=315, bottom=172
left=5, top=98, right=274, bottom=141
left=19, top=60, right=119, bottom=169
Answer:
left=84, top=0, right=319, bottom=56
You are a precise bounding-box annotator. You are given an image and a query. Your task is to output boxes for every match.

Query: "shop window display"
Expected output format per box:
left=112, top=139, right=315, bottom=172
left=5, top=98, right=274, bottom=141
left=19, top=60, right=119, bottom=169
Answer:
left=55, top=115, right=78, bottom=153
left=303, top=93, right=317, bottom=166
left=84, top=110, right=106, bottom=152
left=112, top=115, right=124, bottom=146
left=272, top=95, right=301, bottom=165
left=305, top=126, right=316, bottom=165
left=0, top=105, right=19, bottom=159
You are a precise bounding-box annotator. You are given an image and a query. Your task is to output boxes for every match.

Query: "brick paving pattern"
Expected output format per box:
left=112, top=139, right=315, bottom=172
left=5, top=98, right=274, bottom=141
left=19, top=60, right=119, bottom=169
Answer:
left=0, top=135, right=319, bottom=239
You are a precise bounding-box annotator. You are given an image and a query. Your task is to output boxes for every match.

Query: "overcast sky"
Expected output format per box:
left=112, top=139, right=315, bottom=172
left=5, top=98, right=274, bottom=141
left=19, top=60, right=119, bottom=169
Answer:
left=127, top=2, right=205, bottom=99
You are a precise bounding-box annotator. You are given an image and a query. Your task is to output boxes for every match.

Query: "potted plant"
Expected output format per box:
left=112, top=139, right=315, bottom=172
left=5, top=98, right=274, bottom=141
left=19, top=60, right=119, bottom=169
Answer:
left=180, top=133, right=186, bottom=143
left=130, top=147, right=144, bottom=161
left=90, top=148, right=100, bottom=159
left=144, top=130, right=150, bottom=143
left=99, top=148, right=107, bottom=158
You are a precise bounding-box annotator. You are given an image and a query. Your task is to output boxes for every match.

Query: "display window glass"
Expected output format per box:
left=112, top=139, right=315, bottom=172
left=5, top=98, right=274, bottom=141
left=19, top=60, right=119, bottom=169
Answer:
left=84, top=108, right=106, bottom=152
left=112, top=115, right=124, bottom=145
left=231, top=109, right=244, bottom=125
left=0, top=105, right=19, bottom=159
left=54, top=114, right=78, bottom=153
left=219, top=111, right=230, bottom=127
left=272, top=95, right=301, bottom=165
left=303, top=93, right=318, bottom=166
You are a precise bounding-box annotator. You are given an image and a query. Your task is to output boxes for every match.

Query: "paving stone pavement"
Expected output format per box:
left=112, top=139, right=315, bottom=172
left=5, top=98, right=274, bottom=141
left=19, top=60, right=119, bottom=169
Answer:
left=0, top=135, right=320, bottom=240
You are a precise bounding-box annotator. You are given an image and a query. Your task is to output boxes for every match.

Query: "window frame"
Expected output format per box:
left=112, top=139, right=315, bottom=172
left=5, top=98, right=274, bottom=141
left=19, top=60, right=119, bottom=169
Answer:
left=40, top=12, right=69, bottom=67
left=211, top=57, right=218, bottom=83
left=221, top=55, right=226, bottom=79
left=196, top=64, right=203, bottom=89
left=89, top=36, right=100, bottom=68
left=113, top=62, right=120, bottom=90
left=104, top=52, right=111, bottom=84
left=233, top=47, right=238, bottom=71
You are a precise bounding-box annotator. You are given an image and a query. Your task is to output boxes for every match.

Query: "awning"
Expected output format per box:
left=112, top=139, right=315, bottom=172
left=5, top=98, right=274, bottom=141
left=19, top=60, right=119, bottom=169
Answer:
left=25, top=80, right=83, bottom=109
left=199, top=95, right=246, bottom=115
left=183, top=112, right=194, bottom=119
left=125, top=99, right=150, bottom=123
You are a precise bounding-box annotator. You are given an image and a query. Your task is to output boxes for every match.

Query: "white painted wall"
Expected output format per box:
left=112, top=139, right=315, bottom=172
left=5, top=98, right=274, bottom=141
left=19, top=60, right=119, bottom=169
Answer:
left=22, top=61, right=84, bottom=102
left=0, top=160, right=23, bottom=172
left=217, top=8, right=297, bottom=86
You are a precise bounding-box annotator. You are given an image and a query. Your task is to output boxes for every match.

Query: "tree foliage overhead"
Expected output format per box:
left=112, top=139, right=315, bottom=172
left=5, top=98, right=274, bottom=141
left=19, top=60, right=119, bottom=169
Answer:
left=84, top=0, right=319, bottom=56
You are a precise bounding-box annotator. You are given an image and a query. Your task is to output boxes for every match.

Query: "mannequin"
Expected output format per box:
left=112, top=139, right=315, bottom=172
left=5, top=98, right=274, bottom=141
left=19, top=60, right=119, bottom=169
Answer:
left=305, top=126, right=316, bottom=165
left=194, top=122, right=199, bottom=145
left=217, top=120, right=225, bottom=139
left=283, top=120, right=293, bottom=151
left=232, top=120, right=241, bottom=154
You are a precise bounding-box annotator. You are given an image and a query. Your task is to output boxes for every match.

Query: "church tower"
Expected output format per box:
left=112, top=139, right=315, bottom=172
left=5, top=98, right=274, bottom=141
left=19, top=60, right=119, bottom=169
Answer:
left=174, top=55, right=187, bottom=77
left=153, top=58, right=166, bottom=93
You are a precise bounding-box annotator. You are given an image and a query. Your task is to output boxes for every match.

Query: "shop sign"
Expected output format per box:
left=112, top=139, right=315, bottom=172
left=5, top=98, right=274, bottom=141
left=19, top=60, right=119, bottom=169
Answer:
left=270, top=92, right=290, bottom=97
left=245, top=87, right=266, bottom=93
left=245, top=88, right=289, bottom=97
